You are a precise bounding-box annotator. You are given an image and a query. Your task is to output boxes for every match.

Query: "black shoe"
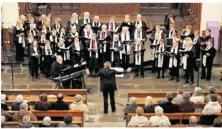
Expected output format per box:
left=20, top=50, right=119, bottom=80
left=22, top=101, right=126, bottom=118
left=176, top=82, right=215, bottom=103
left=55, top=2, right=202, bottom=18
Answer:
left=201, top=76, right=206, bottom=79
left=206, top=79, right=210, bottom=81
left=190, top=82, right=193, bottom=85
left=162, top=76, right=165, bottom=79
left=134, top=74, right=139, bottom=77
left=141, top=75, right=144, bottom=78
left=176, top=79, right=179, bottom=82
left=112, top=109, right=116, bottom=112
left=220, top=78, right=222, bottom=81
left=169, top=77, right=174, bottom=81
left=157, top=76, right=160, bottom=79
left=104, top=111, right=108, bottom=114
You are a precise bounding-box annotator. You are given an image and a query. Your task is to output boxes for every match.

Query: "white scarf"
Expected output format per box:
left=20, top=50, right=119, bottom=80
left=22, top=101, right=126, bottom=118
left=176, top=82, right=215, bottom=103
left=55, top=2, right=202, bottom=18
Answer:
left=17, top=26, right=25, bottom=48
left=70, top=21, right=76, bottom=28
left=121, top=32, right=131, bottom=55
left=193, top=36, right=199, bottom=45
left=111, top=41, right=122, bottom=62
left=33, top=47, right=38, bottom=54
left=30, top=29, right=36, bottom=37
left=151, top=39, right=160, bottom=60
left=42, top=29, right=47, bottom=34
left=100, top=31, right=108, bottom=52
left=203, top=45, right=212, bottom=67
left=108, top=22, right=115, bottom=31
left=28, top=38, right=33, bottom=44
left=50, top=35, right=58, bottom=43
left=168, top=30, right=175, bottom=38
left=60, top=32, right=65, bottom=38
left=92, top=21, right=101, bottom=27
left=75, top=42, right=80, bottom=51
left=157, top=45, right=165, bottom=68
left=58, top=43, right=68, bottom=61
left=55, top=24, right=60, bottom=33
left=135, top=21, right=142, bottom=26
left=135, top=44, right=142, bottom=65
left=89, top=39, right=98, bottom=58
left=70, top=32, right=78, bottom=38
left=169, top=46, right=178, bottom=68
left=181, top=47, right=193, bottom=70
left=84, top=29, right=93, bottom=38
left=45, top=46, right=52, bottom=55
left=134, top=30, right=143, bottom=40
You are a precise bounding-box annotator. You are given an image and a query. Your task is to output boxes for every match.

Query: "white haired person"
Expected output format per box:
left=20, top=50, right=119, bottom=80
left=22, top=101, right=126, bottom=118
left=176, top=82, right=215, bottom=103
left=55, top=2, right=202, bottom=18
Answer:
left=80, top=12, right=91, bottom=25
left=205, top=86, right=222, bottom=103
left=198, top=106, right=219, bottom=125
left=149, top=106, right=171, bottom=127
left=110, top=34, right=123, bottom=67
left=120, top=26, right=131, bottom=69
left=18, top=115, right=33, bottom=128
left=1, top=116, right=6, bottom=128
left=13, top=102, right=37, bottom=122
left=87, top=61, right=131, bottom=114
left=143, top=96, right=156, bottom=113
left=98, top=24, right=112, bottom=63
left=39, top=116, right=55, bottom=127
left=11, top=94, right=25, bottom=111
left=69, top=94, right=89, bottom=121
left=124, top=97, right=138, bottom=119
left=202, top=94, right=221, bottom=114
left=13, top=20, right=26, bottom=66
left=128, top=107, right=150, bottom=127
left=92, top=15, right=102, bottom=33
left=134, top=14, right=148, bottom=31
left=190, top=87, right=205, bottom=103
left=132, top=38, right=145, bottom=78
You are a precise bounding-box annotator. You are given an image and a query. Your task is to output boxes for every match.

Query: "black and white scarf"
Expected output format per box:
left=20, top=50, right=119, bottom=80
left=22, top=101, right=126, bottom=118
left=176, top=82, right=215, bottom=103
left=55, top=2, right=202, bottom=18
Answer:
left=111, top=41, right=122, bottom=62
left=135, top=44, right=142, bottom=65
left=16, top=26, right=25, bottom=48
left=169, top=46, right=178, bottom=68
left=121, top=32, right=131, bottom=55
left=202, top=45, right=212, bottom=67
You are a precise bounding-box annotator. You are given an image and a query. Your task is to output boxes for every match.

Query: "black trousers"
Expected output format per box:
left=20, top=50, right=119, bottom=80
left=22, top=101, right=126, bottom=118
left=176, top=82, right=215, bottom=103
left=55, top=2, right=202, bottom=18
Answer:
left=31, top=57, right=39, bottom=78
left=134, top=64, right=144, bottom=76
left=185, top=69, right=194, bottom=83
left=103, top=51, right=110, bottom=63
left=201, top=66, right=212, bottom=80
left=170, top=67, right=179, bottom=79
left=122, top=54, right=130, bottom=69
left=157, top=67, right=165, bottom=77
left=15, top=43, right=24, bottom=62
left=72, top=55, right=81, bottom=65
left=112, top=53, right=121, bottom=67
left=102, top=89, right=115, bottom=113
left=43, top=62, right=51, bottom=77
left=89, top=57, right=99, bottom=73
left=152, top=59, right=157, bottom=72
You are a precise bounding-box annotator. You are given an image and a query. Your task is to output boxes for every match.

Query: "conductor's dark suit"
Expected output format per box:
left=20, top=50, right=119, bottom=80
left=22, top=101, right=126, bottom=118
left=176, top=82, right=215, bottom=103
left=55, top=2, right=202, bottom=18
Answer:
left=89, top=68, right=125, bottom=113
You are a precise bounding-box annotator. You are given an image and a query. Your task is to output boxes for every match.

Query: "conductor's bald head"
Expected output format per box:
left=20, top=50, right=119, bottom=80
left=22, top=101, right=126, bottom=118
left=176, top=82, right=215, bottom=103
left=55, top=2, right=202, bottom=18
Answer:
left=56, top=56, right=63, bottom=64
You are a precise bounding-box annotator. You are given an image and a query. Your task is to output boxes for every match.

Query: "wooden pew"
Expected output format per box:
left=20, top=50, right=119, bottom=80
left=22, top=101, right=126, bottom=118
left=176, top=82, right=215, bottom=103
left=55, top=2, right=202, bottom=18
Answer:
left=4, top=121, right=83, bottom=127
left=127, top=113, right=222, bottom=126
left=8, top=110, right=84, bottom=127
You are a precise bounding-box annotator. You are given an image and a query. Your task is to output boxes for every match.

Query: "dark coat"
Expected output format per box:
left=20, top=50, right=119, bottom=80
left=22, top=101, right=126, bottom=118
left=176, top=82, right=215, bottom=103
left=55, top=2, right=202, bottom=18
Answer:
left=202, top=46, right=217, bottom=70
left=178, top=101, right=195, bottom=112
left=34, top=102, right=52, bottom=111
left=123, top=104, right=138, bottom=119
left=143, top=104, right=156, bottom=113
left=52, top=100, right=69, bottom=110
left=11, top=102, right=22, bottom=111
left=1, top=103, right=9, bottom=111
left=158, top=101, right=179, bottom=113
left=198, top=115, right=218, bottom=125
left=51, top=61, right=63, bottom=78
left=89, top=68, right=125, bottom=92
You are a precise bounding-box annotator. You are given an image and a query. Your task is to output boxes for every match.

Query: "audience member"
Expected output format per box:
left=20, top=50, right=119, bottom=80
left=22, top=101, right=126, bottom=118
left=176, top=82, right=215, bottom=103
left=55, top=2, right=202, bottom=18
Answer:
left=11, top=94, right=24, bottom=111
left=58, top=114, right=79, bottom=127
left=39, top=116, right=56, bottom=127
left=69, top=94, right=89, bottom=121
left=143, top=96, right=156, bottom=113
left=213, top=118, right=222, bottom=127
left=1, top=94, right=9, bottom=111
left=1, top=116, right=6, bottom=128
left=190, top=87, right=205, bottom=103
left=52, top=93, right=69, bottom=110
left=205, top=86, right=222, bottom=103
left=149, top=106, right=171, bottom=126
left=13, top=102, right=37, bottom=122
left=188, top=116, right=201, bottom=127
left=198, top=107, right=218, bottom=125
left=35, top=93, right=52, bottom=111
left=173, top=90, right=184, bottom=104
left=178, top=92, right=195, bottom=112
left=203, top=94, right=221, bottom=114
left=123, top=97, right=138, bottom=119
left=128, top=107, right=150, bottom=127
left=158, top=92, right=179, bottom=113
left=1, top=109, right=11, bottom=121
left=18, top=115, right=33, bottom=128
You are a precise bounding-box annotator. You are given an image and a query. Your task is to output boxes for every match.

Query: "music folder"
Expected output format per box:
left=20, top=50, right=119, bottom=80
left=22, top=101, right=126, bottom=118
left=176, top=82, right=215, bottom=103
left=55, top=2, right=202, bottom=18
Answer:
left=123, top=40, right=131, bottom=44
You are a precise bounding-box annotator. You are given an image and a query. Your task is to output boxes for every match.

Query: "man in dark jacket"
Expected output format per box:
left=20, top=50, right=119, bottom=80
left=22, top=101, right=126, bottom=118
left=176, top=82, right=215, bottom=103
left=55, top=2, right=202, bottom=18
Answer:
left=179, top=92, right=195, bottom=112
left=11, top=94, right=24, bottom=111
left=158, top=92, right=179, bottom=113
left=87, top=61, right=131, bottom=114
left=35, top=93, right=52, bottom=111
left=52, top=93, right=69, bottom=110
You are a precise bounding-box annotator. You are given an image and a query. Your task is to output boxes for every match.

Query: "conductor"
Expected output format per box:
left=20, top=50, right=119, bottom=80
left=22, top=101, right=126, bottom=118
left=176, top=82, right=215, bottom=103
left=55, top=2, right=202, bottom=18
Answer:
left=51, top=55, right=64, bottom=78
left=86, top=61, right=131, bottom=114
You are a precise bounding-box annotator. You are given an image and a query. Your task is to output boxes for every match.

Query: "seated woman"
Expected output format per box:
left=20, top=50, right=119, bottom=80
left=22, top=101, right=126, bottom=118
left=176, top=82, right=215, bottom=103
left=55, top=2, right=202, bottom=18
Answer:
left=198, top=107, right=218, bottom=125
left=149, top=106, right=171, bottom=127
left=39, top=116, right=56, bottom=127
left=69, top=94, right=89, bottom=121
left=143, top=96, right=156, bottom=113
left=127, top=107, right=150, bottom=127
left=190, top=87, right=205, bottom=103
left=34, top=93, right=52, bottom=111
left=18, top=115, right=33, bottom=128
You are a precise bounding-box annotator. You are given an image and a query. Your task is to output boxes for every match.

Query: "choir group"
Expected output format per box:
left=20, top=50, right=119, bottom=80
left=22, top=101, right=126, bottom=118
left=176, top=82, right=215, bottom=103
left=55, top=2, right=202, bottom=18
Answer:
left=12, top=11, right=217, bottom=84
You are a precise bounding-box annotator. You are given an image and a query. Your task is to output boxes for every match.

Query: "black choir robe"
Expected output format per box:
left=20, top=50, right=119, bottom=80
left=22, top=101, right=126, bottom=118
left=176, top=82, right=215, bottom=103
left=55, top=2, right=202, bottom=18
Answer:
left=30, top=47, right=40, bottom=78
left=37, top=20, right=44, bottom=31
left=42, top=46, right=54, bottom=77
left=92, top=21, right=102, bottom=34
left=181, top=31, right=194, bottom=40
left=166, top=29, right=178, bottom=47
left=52, top=24, right=62, bottom=36
left=66, top=32, right=78, bottom=45
left=12, top=26, right=26, bottom=62
left=192, top=36, right=201, bottom=58
left=118, top=21, right=134, bottom=34
left=66, top=20, right=80, bottom=33
left=106, top=22, right=117, bottom=35
left=26, top=28, right=38, bottom=39
left=79, top=18, right=92, bottom=37
left=164, top=14, right=176, bottom=30
left=132, top=30, right=147, bottom=42
left=201, top=46, right=217, bottom=71
left=134, top=21, right=148, bottom=31
left=110, top=40, right=123, bottom=67
left=88, top=39, right=100, bottom=73
left=56, top=43, right=66, bottom=61
left=70, top=42, right=84, bottom=65
left=49, top=35, right=58, bottom=52
left=156, top=45, right=168, bottom=68
left=132, top=43, right=145, bottom=76
left=200, top=35, right=214, bottom=49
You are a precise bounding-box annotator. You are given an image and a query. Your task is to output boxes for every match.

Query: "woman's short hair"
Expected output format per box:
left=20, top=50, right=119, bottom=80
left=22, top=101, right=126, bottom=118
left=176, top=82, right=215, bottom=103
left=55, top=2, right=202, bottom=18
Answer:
left=20, top=102, right=28, bottom=110
left=74, top=94, right=82, bottom=103
left=22, top=115, right=30, bottom=124
left=136, top=107, right=144, bottom=116
left=16, top=94, right=24, bottom=103
left=43, top=116, right=51, bottom=126
left=104, top=61, right=111, bottom=69
left=129, top=97, right=137, bottom=105
left=155, top=106, right=163, bottom=116
left=145, top=96, right=153, bottom=106
left=194, top=87, right=203, bottom=96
